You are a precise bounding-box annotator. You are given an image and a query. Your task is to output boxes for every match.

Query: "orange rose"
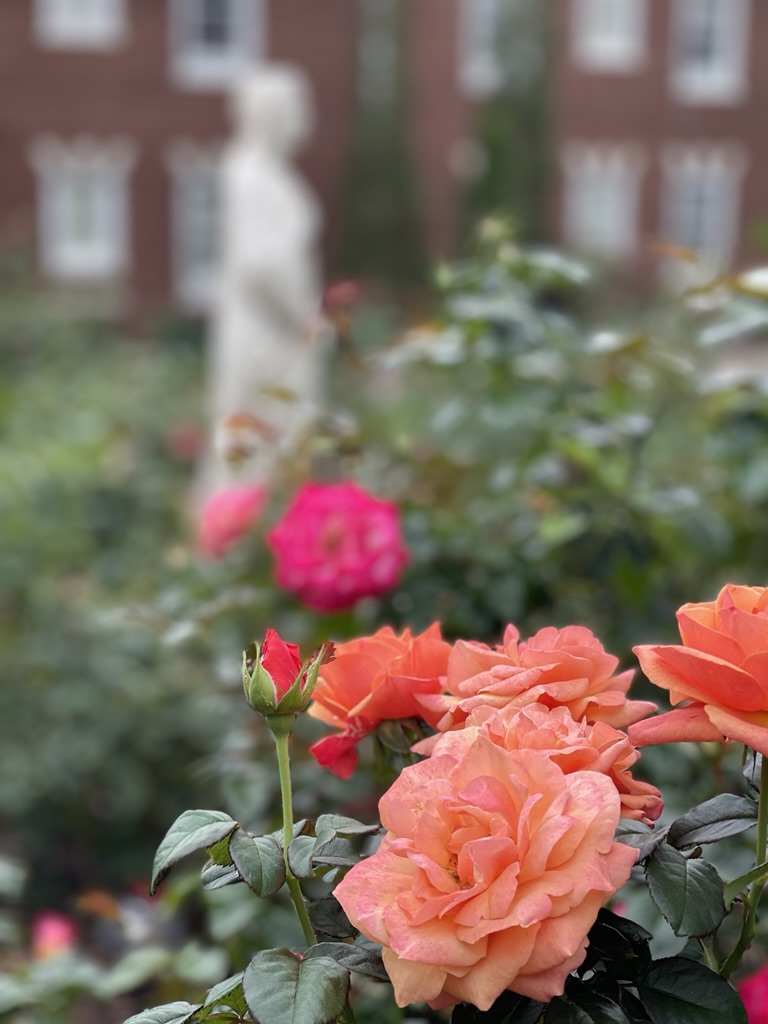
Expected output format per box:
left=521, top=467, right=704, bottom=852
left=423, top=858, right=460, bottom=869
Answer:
left=308, top=624, right=451, bottom=777
left=418, top=624, right=655, bottom=737
left=334, top=732, right=637, bottom=1009
left=417, top=703, right=662, bottom=825
left=630, top=584, right=768, bottom=755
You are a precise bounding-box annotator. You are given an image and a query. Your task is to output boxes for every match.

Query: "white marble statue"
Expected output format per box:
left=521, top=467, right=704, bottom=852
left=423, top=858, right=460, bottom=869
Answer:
left=204, top=65, right=323, bottom=491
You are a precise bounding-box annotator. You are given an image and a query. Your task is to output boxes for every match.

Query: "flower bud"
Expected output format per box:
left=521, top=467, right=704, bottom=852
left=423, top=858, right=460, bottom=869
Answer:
left=243, top=628, right=333, bottom=718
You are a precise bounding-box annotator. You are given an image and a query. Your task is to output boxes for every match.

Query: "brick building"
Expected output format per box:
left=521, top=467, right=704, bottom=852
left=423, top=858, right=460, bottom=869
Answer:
left=553, top=0, right=766, bottom=284
left=0, top=0, right=509, bottom=316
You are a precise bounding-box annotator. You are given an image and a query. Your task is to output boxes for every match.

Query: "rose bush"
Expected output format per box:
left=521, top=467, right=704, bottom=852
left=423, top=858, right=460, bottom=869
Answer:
left=415, top=702, right=662, bottom=824
left=198, top=484, right=266, bottom=558
left=333, top=730, right=637, bottom=1009
left=309, top=623, right=450, bottom=777
left=267, top=481, right=408, bottom=612
left=417, top=624, right=655, bottom=739
left=630, top=584, right=768, bottom=756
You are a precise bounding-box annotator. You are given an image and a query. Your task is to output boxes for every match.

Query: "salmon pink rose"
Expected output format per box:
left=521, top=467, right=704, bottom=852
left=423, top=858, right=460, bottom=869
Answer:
left=309, top=623, right=450, bottom=778
left=268, top=482, right=408, bottom=613
left=334, top=733, right=637, bottom=1010
left=416, top=703, right=662, bottom=825
left=198, top=485, right=266, bottom=558
left=630, top=585, right=768, bottom=757
left=418, top=624, right=655, bottom=737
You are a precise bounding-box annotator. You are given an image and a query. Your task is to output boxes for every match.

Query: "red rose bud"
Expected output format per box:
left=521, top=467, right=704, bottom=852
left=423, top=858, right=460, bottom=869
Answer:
left=243, top=630, right=333, bottom=718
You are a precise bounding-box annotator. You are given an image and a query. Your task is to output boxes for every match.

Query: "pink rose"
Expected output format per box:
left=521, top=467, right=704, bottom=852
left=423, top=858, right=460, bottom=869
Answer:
left=334, top=732, right=637, bottom=1010
left=198, top=485, right=266, bottom=558
left=739, top=965, right=768, bottom=1023
left=418, top=624, right=655, bottom=735
left=30, top=912, right=78, bottom=959
left=631, top=585, right=768, bottom=756
left=416, top=703, right=662, bottom=825
left=268, top=482, right=408, bottom=613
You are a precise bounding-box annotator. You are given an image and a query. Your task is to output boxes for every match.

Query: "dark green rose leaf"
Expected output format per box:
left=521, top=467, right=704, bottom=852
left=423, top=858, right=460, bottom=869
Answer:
left=229, top=830, right=285, bottom=897
left=450, top=989, right=545, bottom=1023
left=565, top=980, right=631, bottom=1023
left=635, top=957, right=747, bottom=1024
left=667, top=795, right=757, bottom=849
left=287, top=835, right=318, bottom=879
left=645, top=844, right=725, bottom=936
left=304, top=941, right=388, bottom=981
left=744, top=753, right=762, bottom=792
left=614, top=822, right=669, bottom=864
left=123, top=1002, right=201, bottom=1024
left=542, top=999, right=593, bottom=1023
left=723, top=859, right=768, bottom=906
left=202, top=971, right=246, bottom=1015
left=313, top=836, right=359, bottom=870
left=200, top=862, right=241, bottom=891
left=243, top=948, right=349, bottom=1024
left=151, top=811, right=239, bottom=895
left=583, top=909, right=651, bottom=979
left=271, top=820, right=314, bottom=851
left=314, top=815, right=381, bottom=840
left=308, top=896, right=356, bottom=939
left=619, top=989, right=651, bottom=1023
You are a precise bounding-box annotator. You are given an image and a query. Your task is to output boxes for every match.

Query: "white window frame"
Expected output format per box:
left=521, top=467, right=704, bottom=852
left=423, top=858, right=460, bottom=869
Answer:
left=561, top=142, right=647, bottom=262
left=33, top=0, right=127, bottom=50
left=669, top=0, right=751, bottom=105
left=29, top=136, right=136, bottom=282
left=169, top=0, right=266, bottom=90
left=166, top=141, right=222, bottom=309
left=570, top=0, right=647, bottom=73
left=660, top=143, right=747, bottom=282
left=458, top=0, right=505, bottom=99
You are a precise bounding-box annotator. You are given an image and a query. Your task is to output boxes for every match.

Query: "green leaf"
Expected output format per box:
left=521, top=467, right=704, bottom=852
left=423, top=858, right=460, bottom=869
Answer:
left=201, top=862, right=241, bottom=891
left=314, top=815, right=381, bottom=840
left=151, top=811, right=239, bottom=895
left=667, top=795, right=757, bottom=849
left=582, top=909, right=651, bottom=980
left=566, top=980, right=631, bottom=1023
left=614, top=822, right=669, bottom=864
left=542, top=999, right=592, bottom=1023
left=243, top=948, right=349, bottom=1024
left=123, top=1002, right=202, bottom=1024
left=313, top=836, right=359, bottom=870
left=271, top=819, right=314, bottom=851
left=724, top=859, right=768, bottom=906
left=635, top=957, right=747, bottom=1024
left=309, top=896, right=357, bottom=939
left=645, top=844, right=725, bottom=937
left=287, top=835, right=318, bottom=879
left=206, top=836, right=234, bottom=867
left=229, top=830, right=285, bottom=897
left=303, top=941, right=388, bottom=981
left=202, top=972, right=246, bottom=1015
left=450, top=990, right=545, bottom=1023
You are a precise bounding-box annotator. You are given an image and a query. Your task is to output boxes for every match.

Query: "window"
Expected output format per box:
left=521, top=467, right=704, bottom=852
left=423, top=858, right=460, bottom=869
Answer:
left=459, top=0, right=504, bottom=99
left=34, top=0, right=126, bottom=49
left=561, top=143, right=646, bottom=261
left=660, top=144, right=747, bottom=277
left=29, top=137, right=136, bottom=281
left=670, top=0, right=751, bottom=104
left=167, top=143, right=221, bottom=308
left=169, top=0, right=266, bottom=89
left=571, top=0, right=647, bottom=72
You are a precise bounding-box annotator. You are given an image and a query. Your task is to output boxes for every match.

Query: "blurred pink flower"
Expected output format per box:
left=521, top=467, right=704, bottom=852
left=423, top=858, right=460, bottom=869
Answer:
left=739, top=965, right=768, bottom=1023
left=198, top=485, right=266, bottom=558
left=268, top=482, right=408, bottom=612
left=334, top=732, right=637, bottom=1010
left=31, top=911, right=78, bottom=959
